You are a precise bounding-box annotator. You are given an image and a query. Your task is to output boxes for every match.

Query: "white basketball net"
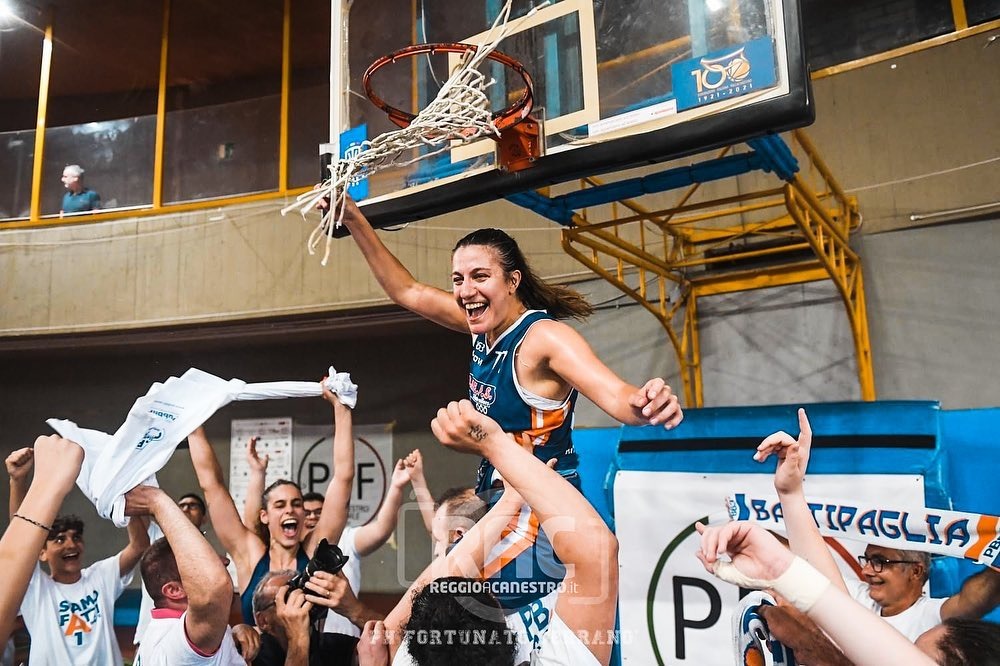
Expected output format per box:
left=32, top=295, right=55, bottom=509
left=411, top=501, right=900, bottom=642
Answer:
left=282, top=0, right=543, bottom=266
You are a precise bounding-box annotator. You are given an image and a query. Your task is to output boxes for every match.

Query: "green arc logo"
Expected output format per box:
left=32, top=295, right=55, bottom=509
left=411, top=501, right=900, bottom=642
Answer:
left=646, top=517, right=707, bottom=666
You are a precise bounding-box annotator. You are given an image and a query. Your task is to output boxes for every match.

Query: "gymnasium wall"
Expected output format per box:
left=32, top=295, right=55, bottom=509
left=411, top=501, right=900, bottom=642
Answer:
left=569, top=214, right=1000, bottom=414
left=0, top=34, right=996, bottom=336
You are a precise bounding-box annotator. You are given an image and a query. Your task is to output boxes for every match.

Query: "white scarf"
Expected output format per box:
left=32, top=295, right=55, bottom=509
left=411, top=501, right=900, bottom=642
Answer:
left=725, top=491, right=1000, bottom=567
left=48, top=366, right=357, bottom=527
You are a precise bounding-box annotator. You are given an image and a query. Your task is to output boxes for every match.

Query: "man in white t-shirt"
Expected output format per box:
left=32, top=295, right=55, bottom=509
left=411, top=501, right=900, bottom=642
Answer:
left=127, top=485, right=257, bottom=665
left=134, top=492, right=236, bottom=646
left=846, top=544, right=1000, bottom=641
left=6, top=445, right=150, bottom=666
left=356, top=400, right=618, bottom=666
left=16, top=514, right=149, bottom=665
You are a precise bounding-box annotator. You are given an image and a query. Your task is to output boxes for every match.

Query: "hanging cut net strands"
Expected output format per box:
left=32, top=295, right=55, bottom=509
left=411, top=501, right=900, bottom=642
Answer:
left=281, top=0, right=543, bottom=266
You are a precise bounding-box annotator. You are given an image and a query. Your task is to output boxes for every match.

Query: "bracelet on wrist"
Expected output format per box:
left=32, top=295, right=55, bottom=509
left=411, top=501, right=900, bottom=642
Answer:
left=14, top=513, right=52, bottom=533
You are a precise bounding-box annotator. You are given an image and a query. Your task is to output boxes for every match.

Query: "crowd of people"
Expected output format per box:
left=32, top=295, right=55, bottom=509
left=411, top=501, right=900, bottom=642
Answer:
left=0, top=197, right=997, bottom=665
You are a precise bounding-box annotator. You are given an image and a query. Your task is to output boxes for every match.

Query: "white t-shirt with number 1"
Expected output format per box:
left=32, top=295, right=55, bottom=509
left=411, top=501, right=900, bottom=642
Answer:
left=19, top=554, right=133, bottom=665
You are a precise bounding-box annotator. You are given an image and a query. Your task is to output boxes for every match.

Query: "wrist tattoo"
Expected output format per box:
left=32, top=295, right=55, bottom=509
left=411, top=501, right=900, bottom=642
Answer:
left=469, top=424, right=488, bottom=441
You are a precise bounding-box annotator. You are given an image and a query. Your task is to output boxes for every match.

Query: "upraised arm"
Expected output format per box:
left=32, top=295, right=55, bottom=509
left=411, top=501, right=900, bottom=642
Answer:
left=531, top=320, right=682, bottom=428
left=0, top=436, right=84, bottom=645
left=305, top=388, right=354, bottom=553
left=240, top=437, right=269, bottom=531
left=339, top=197, right=468, bottom=333
left=754, top=408, right=846, bottom=592
left=404, top=450, right=436, bottom=535
left=355, top=459, right=409, bottom=556
left=5, top=447, right=34, bottom=518
left=127, top=485, right=234, bottom=655
left=382, top=482, right=524, bottom=646
left=696, top=521, right=935, bottom=666
left=431, top=400, right=619, bottom=665
left=118, top=515, right=152, bottom=577
left=186, top=427, right=263, bottom=585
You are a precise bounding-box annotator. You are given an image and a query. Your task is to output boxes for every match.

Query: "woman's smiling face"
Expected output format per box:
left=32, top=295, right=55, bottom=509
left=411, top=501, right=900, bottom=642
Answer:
left=452, top=244, right=521, bottom=341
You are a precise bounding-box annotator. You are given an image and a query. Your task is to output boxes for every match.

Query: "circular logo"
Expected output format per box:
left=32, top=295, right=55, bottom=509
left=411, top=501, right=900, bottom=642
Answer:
left=296, top=435, right=387, bottom=526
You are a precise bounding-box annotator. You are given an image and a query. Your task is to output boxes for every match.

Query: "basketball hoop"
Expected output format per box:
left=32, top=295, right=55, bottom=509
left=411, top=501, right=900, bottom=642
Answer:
left=282, top=0, right=548, bottom=266
left=364, top=42, right=542, bottom=173
left=363, top=42, right=534, bottom=132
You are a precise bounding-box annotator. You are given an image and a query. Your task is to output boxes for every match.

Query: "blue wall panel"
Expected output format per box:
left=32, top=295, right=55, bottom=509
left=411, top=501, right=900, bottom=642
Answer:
left=575, top=400, right=1000, bottom=634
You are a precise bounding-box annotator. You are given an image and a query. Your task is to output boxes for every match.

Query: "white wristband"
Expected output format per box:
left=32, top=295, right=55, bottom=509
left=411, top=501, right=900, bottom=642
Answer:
left=770, top=556, right=831, bottom=613
left=713, top=555, right=831, bottom=613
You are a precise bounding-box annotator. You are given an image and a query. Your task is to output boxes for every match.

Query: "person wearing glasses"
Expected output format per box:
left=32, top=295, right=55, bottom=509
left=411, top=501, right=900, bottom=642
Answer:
left=850, top=547, right=943, bottom=639
left=301, top=493, right=325, bottom=533
left=249, top=569, right=379, bottom=665
left=755, top=409, right=1000, bottom=642
left=177, top=494, right=207, bottom=532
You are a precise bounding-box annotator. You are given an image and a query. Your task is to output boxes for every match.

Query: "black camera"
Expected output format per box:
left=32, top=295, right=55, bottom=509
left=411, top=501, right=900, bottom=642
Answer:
left=286, top=538, right=350, bottom=621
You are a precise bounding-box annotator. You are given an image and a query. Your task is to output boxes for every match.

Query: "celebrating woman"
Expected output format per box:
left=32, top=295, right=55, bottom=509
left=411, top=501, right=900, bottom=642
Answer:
left=339, top=199, right=683, bottom=493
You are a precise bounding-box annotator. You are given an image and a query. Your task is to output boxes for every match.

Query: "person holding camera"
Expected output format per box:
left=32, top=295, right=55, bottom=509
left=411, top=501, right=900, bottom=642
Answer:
left=241, top=445, right=431, bottom=640
left=251, top=568, right=379, bottom=665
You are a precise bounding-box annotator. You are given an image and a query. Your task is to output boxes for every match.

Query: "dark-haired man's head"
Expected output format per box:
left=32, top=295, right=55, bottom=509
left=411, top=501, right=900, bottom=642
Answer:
left=916, top=617, right=1000, bottom=665
left=403, top=577, right=517, bottom=666
left=140, top=537, right=185, bottom=609
left=40, top=514, right=85, bottom=582
left=177, top=493, right=206, bottom=529
left=432, top=487, right=487, bottom=558
left=302, top=491, right=325, bottom=530
left=48, top=514, right=84, bottom=541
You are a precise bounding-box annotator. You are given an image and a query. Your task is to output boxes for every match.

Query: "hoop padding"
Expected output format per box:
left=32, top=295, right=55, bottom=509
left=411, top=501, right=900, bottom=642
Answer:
left=281, top=0, right=542, bottom=266
left=364, top=43, right=534, bottom=132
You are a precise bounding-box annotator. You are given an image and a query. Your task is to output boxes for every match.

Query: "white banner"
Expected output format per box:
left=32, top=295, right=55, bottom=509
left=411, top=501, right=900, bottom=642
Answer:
left=292, top=423, right=393, bottom=527
left=615, top=471, right=925, bottom=665
left=726, top=492, right=1000, bottom=567
left=229, top=417, right=294, bottom=512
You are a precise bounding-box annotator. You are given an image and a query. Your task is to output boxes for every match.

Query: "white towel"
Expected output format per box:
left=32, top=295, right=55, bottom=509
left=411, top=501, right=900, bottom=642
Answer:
left=323, top=366, right=358, bottom=409
left=236, top=366, right=357, bottom=408
left=48, top=366, right=357, bottom=527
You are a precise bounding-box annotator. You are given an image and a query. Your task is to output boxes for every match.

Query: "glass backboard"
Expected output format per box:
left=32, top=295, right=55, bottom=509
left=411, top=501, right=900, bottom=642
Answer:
left=334, top=0, right=812, bottom=228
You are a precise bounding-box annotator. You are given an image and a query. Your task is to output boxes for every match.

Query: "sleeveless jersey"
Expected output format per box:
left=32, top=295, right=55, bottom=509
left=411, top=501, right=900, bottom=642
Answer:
left=469, top=309, right=579, bottom=494
left=468, top=310, right=578, bottom=609
left=239, top=546, right=309, bottom=625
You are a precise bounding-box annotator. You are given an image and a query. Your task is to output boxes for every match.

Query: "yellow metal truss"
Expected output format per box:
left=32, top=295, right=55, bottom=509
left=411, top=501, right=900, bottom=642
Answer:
left=560, top=130, right=874, bottom=407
